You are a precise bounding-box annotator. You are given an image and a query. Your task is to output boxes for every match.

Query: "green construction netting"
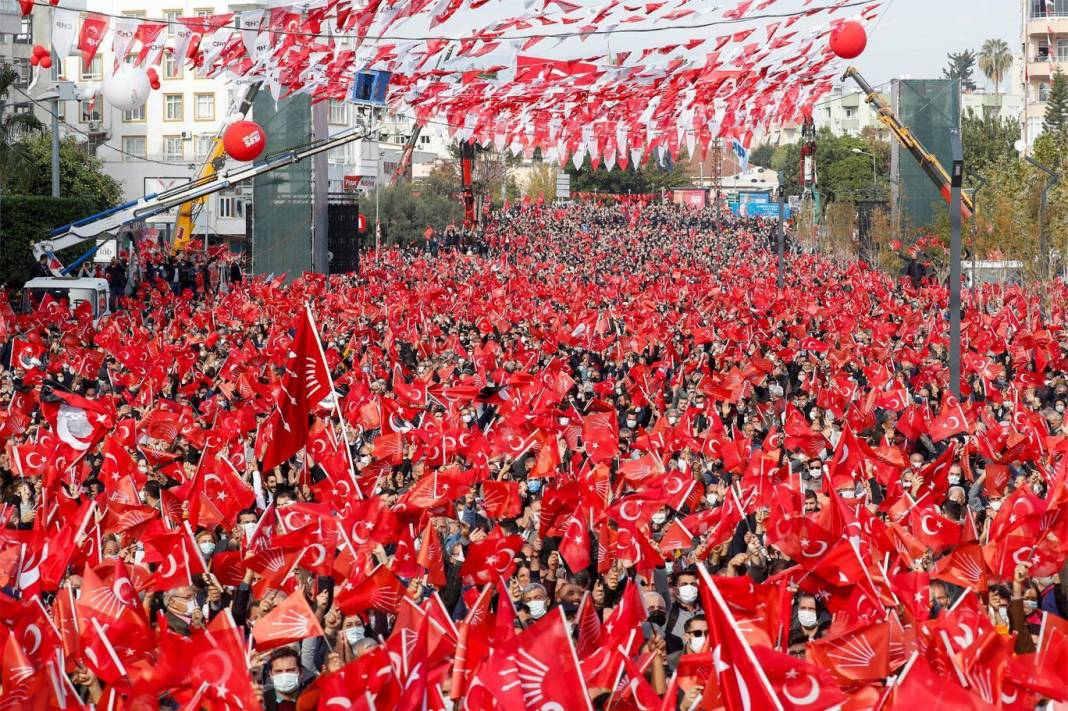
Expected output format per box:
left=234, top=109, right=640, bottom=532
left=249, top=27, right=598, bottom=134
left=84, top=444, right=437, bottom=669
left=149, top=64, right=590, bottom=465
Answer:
left=892, top=79, right=961, bottom=229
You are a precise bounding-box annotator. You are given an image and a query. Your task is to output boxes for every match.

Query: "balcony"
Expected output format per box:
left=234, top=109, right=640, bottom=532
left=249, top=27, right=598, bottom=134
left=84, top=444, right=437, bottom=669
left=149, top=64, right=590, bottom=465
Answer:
left=1027, top=14, right=1068, bottom=36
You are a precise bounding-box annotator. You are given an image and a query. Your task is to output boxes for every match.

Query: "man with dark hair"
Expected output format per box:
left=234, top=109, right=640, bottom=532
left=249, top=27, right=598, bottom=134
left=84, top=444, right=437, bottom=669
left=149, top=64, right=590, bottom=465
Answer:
left=261, top=647, right=314, bottom=711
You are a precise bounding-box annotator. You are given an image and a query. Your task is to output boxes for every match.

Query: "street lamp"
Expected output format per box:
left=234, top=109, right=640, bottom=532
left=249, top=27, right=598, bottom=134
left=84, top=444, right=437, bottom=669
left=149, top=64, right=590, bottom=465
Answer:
left=851, top=148, right=877, bottom=185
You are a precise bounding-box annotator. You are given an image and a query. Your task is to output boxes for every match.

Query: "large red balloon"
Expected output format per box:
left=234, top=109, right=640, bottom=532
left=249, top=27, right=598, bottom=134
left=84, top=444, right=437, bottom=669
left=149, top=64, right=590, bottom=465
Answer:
left=223, top=121, right=267, bottom=162
left=829, top=21, right=867, bottom=60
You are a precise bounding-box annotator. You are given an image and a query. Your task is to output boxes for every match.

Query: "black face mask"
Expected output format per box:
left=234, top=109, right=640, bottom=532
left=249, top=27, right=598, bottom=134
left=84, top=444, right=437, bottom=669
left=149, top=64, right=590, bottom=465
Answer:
left=647, top=611, right=667, bottom=627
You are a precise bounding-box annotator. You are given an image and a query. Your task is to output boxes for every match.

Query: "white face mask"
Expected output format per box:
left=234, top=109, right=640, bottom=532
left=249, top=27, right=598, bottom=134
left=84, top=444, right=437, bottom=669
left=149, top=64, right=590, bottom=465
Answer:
left=198, top=542, right=216, bottom=557
left=462, top=414, right=474, bottom=424
left=998, top=606, right=1008, bottom=620
left=652, top=512, right=667, bottom=526
left=990, top=499, right=1002, bottom=511
left=271, top=672, right=300, bottom=694
left=678, top=584, right=699, bottom=604
left=558, top=417, right=570, bottom=426
left=359, top=455, right=372, bottom=467
left=242, top=522, right=257, bottom=539
left=948, top=475, right=961, bottom=485
left=626, top=419, right=637, bottom=428
left=687, top=634, right=706, bottom=652
left=344, top=626, right=365, bottom=645
left=527, top=599, right=547, bottom=619
left=1023, top=600, right=1038, bottom=614
left=706, top=494, right=718, bottom=506
left=838, top=489, right=855, bottom=500
left=797, top=610, right=818, bottom=629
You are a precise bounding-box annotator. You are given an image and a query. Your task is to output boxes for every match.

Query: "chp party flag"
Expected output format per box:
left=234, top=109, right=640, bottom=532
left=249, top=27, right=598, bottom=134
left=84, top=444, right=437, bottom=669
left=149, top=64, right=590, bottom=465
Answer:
left=260, top=305, right=335, bottom=472
left=252, top=589, right=324, bottom=650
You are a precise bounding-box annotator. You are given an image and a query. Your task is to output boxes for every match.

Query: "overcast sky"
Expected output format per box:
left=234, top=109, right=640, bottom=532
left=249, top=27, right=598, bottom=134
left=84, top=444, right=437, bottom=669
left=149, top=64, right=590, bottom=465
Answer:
left=851, top=0, right=1022, bottom=91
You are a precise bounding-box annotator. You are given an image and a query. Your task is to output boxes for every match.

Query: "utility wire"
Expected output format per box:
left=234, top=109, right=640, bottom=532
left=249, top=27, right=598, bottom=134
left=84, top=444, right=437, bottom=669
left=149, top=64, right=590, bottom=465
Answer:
left=36, top=0, right=876, bottom=44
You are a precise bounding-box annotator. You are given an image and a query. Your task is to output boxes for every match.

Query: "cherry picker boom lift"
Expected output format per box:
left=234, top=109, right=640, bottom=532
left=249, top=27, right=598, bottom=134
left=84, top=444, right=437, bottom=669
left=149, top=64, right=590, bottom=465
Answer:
left=842, top=66, right=974, bottom=218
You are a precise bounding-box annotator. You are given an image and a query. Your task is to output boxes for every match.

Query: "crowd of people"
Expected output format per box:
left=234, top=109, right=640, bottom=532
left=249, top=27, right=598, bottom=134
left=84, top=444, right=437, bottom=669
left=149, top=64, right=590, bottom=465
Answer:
left=1, top=201, right=1066, bottom=710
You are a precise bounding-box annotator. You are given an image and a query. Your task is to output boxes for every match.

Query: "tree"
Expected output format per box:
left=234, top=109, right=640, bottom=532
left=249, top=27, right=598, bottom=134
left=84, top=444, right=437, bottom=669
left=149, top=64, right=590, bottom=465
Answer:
left=0, top=67, right=44, bottom=192
left=17, top=134, right=121, bottom=207
left=1043, top=68, right=1068, bottom=136
left=943, top=50, right=978, bottom=91
left=376, top=172, right=464, bottom=245
left=769, top=128, right=889, bottom=204
left=749, top=143, right=775, bottom=169
left=961, top=108, right=1020, bottom=186
left=978, top=39, right=1012, bottom=94
left=565, top=153, right=688, bottom=194
left=524, top=163, right=556, bottom=201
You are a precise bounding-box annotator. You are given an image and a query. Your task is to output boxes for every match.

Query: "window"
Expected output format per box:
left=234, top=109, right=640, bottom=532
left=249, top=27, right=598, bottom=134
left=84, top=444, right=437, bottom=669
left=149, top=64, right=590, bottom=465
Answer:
left=1059, top=40, right=1068, bottom=62
left=1039, top=82, right=1051, bottom=102
left=218, top=194, right=241, bottom=218
left=123, top=104, right=146, bottom=122
left=16, top=16, right=32, bottom=44
left=81, top=55, right=102, bottom=80
left=195, top=93, right=215, bottom=121
left=12, top=57, right=31, bottom=86
left=122, top=136, right=146, bottom=160
left=79, top=100, right=101, bottom=123
left=328, top=100, right=347, bottom=124
left=844, top=107, right=856, bottom=119
left=195, top=134, right=215, bottom=159
left=163, top=52, right=181, bottom=80
left=164, top=93, right=184, bottom=121
left=163, top=136, right=185, bottom=161
left=164, top=10, right=180, bottom=36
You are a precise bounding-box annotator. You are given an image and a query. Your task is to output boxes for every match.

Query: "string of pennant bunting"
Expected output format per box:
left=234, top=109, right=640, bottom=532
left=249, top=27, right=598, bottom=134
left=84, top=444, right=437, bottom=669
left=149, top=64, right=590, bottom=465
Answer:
left=39, top=0, right=885, bottom=166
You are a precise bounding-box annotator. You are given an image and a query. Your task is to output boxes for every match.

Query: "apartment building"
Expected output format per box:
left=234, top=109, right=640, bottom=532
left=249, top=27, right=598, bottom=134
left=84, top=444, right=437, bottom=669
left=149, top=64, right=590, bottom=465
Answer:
left=0, top=0, right=35, bottom=115
left=1021, top=0, right=1068, bottom=147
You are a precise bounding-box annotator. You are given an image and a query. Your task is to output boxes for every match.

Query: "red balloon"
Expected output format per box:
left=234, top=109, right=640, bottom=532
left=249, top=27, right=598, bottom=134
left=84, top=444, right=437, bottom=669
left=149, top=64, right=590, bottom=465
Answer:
left=33, top=44, right=48, bottom=57
left=223, top=120, right=267, bottom=162
left=147, top=68, right=159, bottom=83
left=829, top=21, right=867, bottom=60
left=39, top=56, right=52, bottom=69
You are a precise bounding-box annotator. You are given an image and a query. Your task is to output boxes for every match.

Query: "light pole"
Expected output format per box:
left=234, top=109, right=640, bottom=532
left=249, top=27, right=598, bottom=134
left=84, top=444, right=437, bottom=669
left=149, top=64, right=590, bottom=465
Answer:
left=851, top=148, right=877, bottom=185
left=948, top=129, right=964, bottom=400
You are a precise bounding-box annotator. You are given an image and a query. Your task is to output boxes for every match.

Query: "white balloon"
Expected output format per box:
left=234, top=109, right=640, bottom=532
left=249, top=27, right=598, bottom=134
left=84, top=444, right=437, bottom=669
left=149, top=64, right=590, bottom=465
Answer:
left=103, top=64, right=151, bottom=111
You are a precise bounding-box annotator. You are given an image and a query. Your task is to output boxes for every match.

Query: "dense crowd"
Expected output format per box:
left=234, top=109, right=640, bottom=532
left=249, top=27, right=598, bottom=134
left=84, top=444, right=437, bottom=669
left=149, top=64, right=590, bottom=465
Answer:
left=1, top=202, right=1066, bottom=710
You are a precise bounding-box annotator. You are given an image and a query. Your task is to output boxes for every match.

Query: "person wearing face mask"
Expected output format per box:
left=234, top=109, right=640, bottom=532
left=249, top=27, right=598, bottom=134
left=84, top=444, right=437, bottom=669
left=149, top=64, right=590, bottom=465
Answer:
left=261, top=647, right=313, bottom=711
left=196, top=532, right=217, bottom=559
left=521, top=583, right=551, bottom=622
left=664, top=569, right=701, bottom=654
left=666, top=615, right=709, bottom=672
left=162, top=585, right=201, bottom=636
left=791, top=593, right=827, bottom=641
left=641, top=592, right=668, bottom=640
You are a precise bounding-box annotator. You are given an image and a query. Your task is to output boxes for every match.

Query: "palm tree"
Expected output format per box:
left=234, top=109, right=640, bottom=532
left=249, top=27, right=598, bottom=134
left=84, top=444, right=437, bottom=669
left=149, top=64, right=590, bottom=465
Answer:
left=0, top=66, right=44, bottom=192
left=978, top=38, right=1013, bottom=95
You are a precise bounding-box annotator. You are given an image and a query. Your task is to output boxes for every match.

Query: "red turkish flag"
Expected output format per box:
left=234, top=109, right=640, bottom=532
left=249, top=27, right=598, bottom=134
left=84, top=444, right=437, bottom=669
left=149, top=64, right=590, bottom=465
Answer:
left=185, top=610, right=260, bottom=710
left=696, top=563, right=785, bottom=711
left=582, top=410, right=619, bottom=463
left=461, top=530, right=523, bottom=585
left=890, top=653, right=986, bottom=708
left=252, top=589, right=324, bottom=650
left=260, top=306, right=334, bottom=472
left=751, top=644, right=845, bottom=711
left=929, top=396, right=970, bottom=442
left=558, top=508, right=591, bottom=573
left=908, top=506, right=962, bottom=552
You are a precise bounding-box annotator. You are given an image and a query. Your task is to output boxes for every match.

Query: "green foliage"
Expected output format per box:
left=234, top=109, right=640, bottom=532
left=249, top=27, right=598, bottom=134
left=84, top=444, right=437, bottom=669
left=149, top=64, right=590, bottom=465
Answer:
left=1044, top=68, right=1068, bottom=137
left=0, top=66, right=45, bottom=192
left=565, top=154, right=689, bottom=194
left=978, top=39, right=1012, bottom=94
left=943, top=50, right=978, bottom=92
left=961, top=108, right=1020, bottom=186
left=17, top=134, right=122, bottom=207
left=749, top=143, right=776, bottom=169
left=0, top=195, right=101, bottom=288
left=376, top=177, right=465, bottom=245
left=769, top=128, right=889, bottom=203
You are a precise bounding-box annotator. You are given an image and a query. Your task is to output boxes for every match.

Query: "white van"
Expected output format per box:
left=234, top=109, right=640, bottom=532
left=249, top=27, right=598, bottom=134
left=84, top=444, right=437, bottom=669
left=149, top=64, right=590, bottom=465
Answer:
left=22, top=277, right=111, bottom=323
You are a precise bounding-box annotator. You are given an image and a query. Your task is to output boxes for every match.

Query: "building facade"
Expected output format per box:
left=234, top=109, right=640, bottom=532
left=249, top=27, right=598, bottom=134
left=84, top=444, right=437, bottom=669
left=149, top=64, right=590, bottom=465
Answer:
left=1021, top=0, right=1068, bottom=148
